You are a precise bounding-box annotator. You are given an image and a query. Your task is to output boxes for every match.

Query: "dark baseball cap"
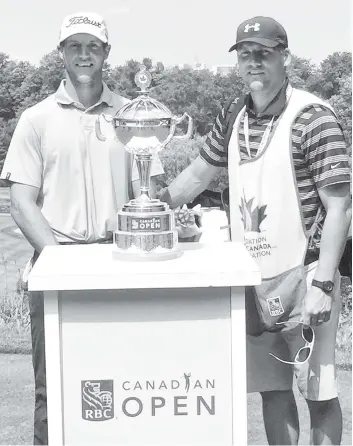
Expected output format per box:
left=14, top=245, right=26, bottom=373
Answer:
left=229, top=16, right=288, bottom=52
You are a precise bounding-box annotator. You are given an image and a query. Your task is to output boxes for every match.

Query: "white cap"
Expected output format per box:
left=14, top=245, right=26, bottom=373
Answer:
left=59, top=12, right=108, bottom=44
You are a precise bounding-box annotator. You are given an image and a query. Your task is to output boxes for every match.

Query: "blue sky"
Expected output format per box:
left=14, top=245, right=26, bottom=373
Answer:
left=1, top=0, right=351, bottom=67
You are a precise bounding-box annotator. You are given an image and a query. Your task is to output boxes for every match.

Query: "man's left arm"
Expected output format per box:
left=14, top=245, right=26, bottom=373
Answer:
left=315, top=183, right=352, bottom=281
left=302, top=106, right=352, bottom=326
left=303, top=183, right=351, bottom=325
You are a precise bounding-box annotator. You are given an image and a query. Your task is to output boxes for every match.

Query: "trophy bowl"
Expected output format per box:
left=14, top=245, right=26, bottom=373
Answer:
left=113, top=97, right=172, bottom=153
left=96, top=66, right=193, bottom=261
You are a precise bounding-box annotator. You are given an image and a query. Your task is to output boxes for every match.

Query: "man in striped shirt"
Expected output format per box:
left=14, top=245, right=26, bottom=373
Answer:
left=162, top=16, right=351, bottom=446
left=203, top=78, right=348, bottom=266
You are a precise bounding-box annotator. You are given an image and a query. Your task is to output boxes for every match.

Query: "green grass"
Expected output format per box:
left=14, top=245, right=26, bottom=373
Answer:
left=0, top=287, right=31, bottom=354
left=0, top=325, right=31, bottom=355
left=0, top=354, right=34, bottom=445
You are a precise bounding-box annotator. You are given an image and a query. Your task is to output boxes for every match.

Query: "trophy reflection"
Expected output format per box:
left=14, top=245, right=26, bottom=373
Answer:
left=96, top=65, right=193, bottom=260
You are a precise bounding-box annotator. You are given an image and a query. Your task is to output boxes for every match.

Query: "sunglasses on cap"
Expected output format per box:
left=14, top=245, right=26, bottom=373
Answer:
left=269, top=320, right=315, bottom=365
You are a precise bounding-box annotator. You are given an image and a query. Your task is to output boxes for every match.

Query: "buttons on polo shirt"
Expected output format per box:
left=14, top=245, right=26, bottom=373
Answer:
left=80, top=114, right=95, bottom=130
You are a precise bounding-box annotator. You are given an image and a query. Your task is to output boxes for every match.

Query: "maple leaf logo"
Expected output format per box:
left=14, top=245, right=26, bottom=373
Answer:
left=239, top=196, right=267, bottom=232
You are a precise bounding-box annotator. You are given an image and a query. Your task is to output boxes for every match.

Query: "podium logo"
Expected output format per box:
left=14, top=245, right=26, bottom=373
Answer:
left=81, top=380, right=114, bottom=421
left=183, top=372, right=191, bottom=392
left=266, top=296, right=284, bottom=317
left=120, top=373, right=216, bottom=417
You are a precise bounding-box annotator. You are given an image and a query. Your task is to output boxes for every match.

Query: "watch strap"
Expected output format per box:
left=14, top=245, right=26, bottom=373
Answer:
left=312, top=279, right=334, bottom=293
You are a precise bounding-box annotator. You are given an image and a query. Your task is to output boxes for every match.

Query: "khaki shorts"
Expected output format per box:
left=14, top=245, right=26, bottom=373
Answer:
left=246, top=262, right=341, bottom=401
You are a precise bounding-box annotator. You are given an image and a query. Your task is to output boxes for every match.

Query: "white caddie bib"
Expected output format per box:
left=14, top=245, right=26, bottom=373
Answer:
left=228, top=89, right=332, bottom=279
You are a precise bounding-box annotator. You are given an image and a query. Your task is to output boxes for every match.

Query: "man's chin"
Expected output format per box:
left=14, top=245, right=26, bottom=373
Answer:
left=76, top=74, right=94, bottom=84
left=248, top=80, right=265, bottom=91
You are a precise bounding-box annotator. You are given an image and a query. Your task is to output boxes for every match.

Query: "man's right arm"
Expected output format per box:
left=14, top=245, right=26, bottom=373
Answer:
left=160, top=106, right=229, bottom=209
left=1, top=112, right=58, bottom=253
left=161, top=155, right=221, bottom=208
left=10, top=183, right=58, bottom=254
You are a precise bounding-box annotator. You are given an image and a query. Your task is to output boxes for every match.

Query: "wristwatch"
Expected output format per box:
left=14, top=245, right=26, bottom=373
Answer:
left=311, top=279, right=334, bottom=293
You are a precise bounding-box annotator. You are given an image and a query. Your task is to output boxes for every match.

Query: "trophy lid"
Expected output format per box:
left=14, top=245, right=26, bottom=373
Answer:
left=114, top=66, right=173, bottom=123
left=114, top=96, right=173, bottom=122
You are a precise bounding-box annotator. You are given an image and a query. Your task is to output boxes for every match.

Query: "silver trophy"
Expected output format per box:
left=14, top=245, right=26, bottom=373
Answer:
left=95, top=65, right=193, bottom=260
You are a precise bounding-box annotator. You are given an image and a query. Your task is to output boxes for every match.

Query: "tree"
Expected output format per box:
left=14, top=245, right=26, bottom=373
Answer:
left=309, top=52, right=352, bottom=99
left=155, top=62, right=165, bottom=74
left=151, top=67, right=245, bottom=135
left=0, top=55, right=19, bottom=120
left=38, top=49, right=65, bottom=93
left=157, top=134, right=228, bottom=192
left=0, top=53, right=37, bottom=120
left=110, top=58, right=166, bottom=98
left=142, top=57, right=153, bottom=71
left=102, top=61, right=115, bottom=91
left=329, top=75, right=352, bottom=152
left=110, top=59, right=143, bottom=99
left=159, top=134, right=203, bottom=185
left=15, top=49, right=64, bottom=115
left=287, top=55, right=316, bottom=90
left=0, top=49, right=351, bottom=191
left=0, top=117, right=18, bottom=172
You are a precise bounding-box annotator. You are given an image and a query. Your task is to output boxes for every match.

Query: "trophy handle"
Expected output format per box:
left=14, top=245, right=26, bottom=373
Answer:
left=172, top=113, right=193, bottom=140
left=95, top=114, right=114, bottom=142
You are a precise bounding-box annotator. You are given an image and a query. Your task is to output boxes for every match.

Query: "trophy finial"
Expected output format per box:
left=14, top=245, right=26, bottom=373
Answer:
left=134, top=65, right=152, bottom=93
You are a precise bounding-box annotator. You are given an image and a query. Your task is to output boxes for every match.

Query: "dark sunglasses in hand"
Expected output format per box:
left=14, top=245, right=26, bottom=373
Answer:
left=269, top=320, right=315, bottom=365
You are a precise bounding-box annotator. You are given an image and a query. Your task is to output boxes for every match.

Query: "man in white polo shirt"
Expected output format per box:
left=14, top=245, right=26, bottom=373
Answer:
left=0, top=12, right=164, bottom=445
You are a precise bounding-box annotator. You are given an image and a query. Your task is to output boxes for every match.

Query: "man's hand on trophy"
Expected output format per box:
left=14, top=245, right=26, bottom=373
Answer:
left=174, top=204, right=203, bottom=242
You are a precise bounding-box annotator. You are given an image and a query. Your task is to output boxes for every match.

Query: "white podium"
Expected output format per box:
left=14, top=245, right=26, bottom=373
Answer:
left=28, top=242, right=260, bottom=446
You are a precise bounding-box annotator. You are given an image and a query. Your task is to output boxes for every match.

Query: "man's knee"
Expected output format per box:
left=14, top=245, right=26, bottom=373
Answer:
left=305, top=398, right=342, bottom=444
left=306, top=397, right=340, bottom=416
left=261, top=389, right=295, bottom=404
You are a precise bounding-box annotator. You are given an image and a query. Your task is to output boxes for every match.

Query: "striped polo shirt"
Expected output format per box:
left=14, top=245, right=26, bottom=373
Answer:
left=200, top=80, right=351, bottom=257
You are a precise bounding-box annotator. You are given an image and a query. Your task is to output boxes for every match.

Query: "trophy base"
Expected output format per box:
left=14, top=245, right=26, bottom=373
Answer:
left=113, top=229, right=179, bottom=260
left=114, top=195, right=180, bottom=261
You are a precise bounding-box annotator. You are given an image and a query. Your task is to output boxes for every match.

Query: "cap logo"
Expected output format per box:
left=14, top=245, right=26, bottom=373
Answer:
left=66, top=16, right=102, bottom=28
left=244, top=23, right=260, bottom=33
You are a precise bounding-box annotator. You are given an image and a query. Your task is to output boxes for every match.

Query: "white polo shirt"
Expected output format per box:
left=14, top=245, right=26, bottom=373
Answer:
left=0, top=80, right=165, bottom=243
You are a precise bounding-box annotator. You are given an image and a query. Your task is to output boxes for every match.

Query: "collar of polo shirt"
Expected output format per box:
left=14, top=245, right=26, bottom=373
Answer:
left=55, top=79, right=114, bottom=108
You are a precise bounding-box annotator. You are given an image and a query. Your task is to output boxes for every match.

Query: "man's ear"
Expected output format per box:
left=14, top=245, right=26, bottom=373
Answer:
left=283, top=48, right=292, bottom=68
left=104, top=44, right=111, bottom=60
left=57, top=45, right=64, bottom=60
